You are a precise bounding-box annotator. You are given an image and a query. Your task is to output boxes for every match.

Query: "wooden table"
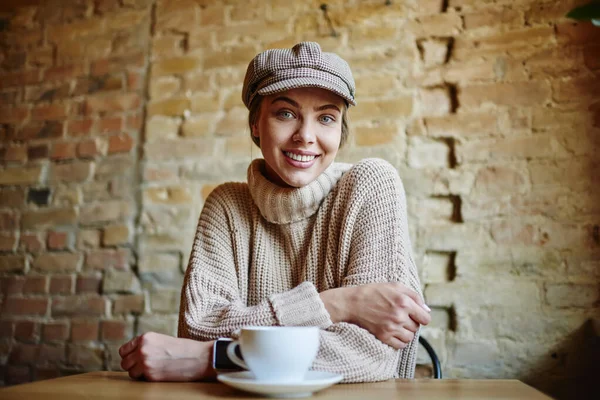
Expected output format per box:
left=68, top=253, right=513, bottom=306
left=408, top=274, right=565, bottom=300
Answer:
left=1, top=371, right=553, bottom=399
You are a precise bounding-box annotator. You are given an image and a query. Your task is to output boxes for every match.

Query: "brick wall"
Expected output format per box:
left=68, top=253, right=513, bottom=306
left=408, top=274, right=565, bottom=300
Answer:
left=1, top=0, right=599, bottom=398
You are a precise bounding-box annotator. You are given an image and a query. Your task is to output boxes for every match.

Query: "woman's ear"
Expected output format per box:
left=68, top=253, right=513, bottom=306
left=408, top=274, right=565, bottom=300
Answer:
left=251, top=124, right=259, bottom=138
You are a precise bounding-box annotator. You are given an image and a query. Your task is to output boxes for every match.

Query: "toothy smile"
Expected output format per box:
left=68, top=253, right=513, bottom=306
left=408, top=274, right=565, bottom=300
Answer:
left=284, top=152, right=317, bottom=162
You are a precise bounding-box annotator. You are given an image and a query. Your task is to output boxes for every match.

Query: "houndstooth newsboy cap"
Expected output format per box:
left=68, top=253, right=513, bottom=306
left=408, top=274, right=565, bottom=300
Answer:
left=242, top=42, right=356, bottom=109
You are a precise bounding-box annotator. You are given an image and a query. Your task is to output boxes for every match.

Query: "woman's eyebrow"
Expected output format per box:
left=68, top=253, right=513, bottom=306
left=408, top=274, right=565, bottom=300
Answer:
left=315, top=104, right=341, bottom=113
left=271, top=96, right=299, bottom=107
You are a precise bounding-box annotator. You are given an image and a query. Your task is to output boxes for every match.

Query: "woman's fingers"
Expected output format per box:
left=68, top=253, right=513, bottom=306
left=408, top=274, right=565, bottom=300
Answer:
left=127, top=361, right=145, bottom=380
left=119, top=336, right=140, bottom=358
left=120, top=351, right=137, bottom=371
left=406, top=297, right=432, bottom=326
left=383, top=336, right=408, bottom=350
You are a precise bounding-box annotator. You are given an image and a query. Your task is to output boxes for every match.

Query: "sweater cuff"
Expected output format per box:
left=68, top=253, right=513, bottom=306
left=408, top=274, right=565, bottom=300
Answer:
left=269, top=282, right=333, bottom=328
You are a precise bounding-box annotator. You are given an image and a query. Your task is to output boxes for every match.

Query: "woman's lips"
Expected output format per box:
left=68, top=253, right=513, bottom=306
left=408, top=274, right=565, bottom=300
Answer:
left=282, top=151, right=320, bottom=169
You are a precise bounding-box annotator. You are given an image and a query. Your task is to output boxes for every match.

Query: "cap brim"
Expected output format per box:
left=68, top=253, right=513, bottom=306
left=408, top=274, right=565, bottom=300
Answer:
left=257, top=77, right=356, bottom=106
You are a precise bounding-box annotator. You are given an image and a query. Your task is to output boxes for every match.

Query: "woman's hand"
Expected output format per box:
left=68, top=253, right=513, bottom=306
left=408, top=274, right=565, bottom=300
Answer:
left=119, top=332, right=216, bottom=381
left=320, top=283, right=431, bottom=350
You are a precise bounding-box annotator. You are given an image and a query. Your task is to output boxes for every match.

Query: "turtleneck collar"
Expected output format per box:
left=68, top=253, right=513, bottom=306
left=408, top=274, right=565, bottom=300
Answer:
left=247, top=159, right=351, bottom=224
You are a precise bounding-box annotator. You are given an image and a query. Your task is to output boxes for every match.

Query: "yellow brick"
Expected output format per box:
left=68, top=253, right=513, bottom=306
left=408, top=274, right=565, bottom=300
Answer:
left=147, top=97, right=190, bottom=117
left=188, top=30, right=213, bottom=51
left=350, top=97, right=414, bottom=121
left=190, top=93, right=221, bottom=113
left=215, top=109, right=248, bottom=137
left=103, top=224, right=130, bottom=246
left=418, top=87, right=452, bottom=117
left=203, top=46, right=257, bottom=70
left=355, top=124, right=399, bottom=147
left=152, top=34, right=185, bottom=59
left=405, top=12, right=462, bottom=37
left=105, top=9, right=150, bottom=31
left=202, top=4, right=226, bottom=25
left=144, top=186, right=193, bottom=204
left=156, top=5, right=199, bottom=32
left=459, top=81, right=551, bottom=109
left=181, top=115, right=216, bottom=137
left=146, top=116, right=181, bottom=141
left=225, top=135, right=255, bottom=158
left=184, top=72, right=212, bottom=92
left=149, top=76, right=182, bottom=100
left=152, top=56, right=202, bottom=77
left=355, top=74, right=401, bottom=97
left=222, top=92, right=244, bottom=111
left=463, top=7, right=522, bottom=30
left=0, top=166, right=43, bottom=185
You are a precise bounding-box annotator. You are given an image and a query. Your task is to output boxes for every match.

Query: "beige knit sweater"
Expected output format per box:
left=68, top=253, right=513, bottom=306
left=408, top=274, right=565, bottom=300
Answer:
left=178, top=158, right=423, bottom=382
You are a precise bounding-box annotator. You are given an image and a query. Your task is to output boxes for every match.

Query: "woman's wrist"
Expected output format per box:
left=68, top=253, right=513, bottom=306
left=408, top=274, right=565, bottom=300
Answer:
left=319, top=287, right=355, bottom=323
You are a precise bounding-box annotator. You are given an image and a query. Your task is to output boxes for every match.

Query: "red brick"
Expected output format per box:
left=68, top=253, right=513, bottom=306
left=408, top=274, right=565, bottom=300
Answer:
left=49, top=275, right=74, bottom=295
left=80, top=201, right=131, bottom=225
left=1, top=276, right=25, bottom=294
left=71, top=320, right=99, bottom=341
left=49, top=161, right=94, bottom=183
left=23, top=276, right=49, bottom=294
left=32, top=252, right=81, bottom=273
left=50, top=142, right=77, bottom=160
left=0, top=188, right=26, bottom=208
left=126, top=113, right=143, bottom=131
left=0, top=255, right=27, bottom=274
left=75, top=273, right=101, bottom=293
left=90, top=52, right=145, bottom=76
left=0, top=105, right=29, bottom=124
left=67, top=119, right=93, bottom=137
left=51, top=295, right=106, bottom=317
left=1, top=145, right=27, bottom=163
left=43, top=322, right=70, bottom=342
left=126, top=71, right=144, bottom=90
left=27, top=144, right=50, bottom=160
left=15, top=321, right=39, bottom=342
left=77, top=139, right=104, bottom=158
left=9, top=343, right=39, bottom=364
left=113, top=294, right=144, bottom=315
left=583, top=45, right=600, bottom=71
left=85, top=93, right=141, bottom=115
left=85, top=249, right=130, bottom=270
left=108, top=134, right=134, bottom=154
left=66, top=343, right=105, bottom=368
left=0, top=232, right=17, bottom=251
left=5, top=365, right=32, bottom=385
left=19, top=121, right=64, bottom=141
left=19, top=233, right=46, bottom=252
left=35, top=367, right=61, bottom=381
left=3, top=297, right=49, bottom=316
left=0, top=211, right=19, bottom=230
left=97, top=116, right=122, bottom=134
left=31, top=103, right=68, bottom=121
left=38, top=343, right=66, bottom=364
left=100, top=320, right=128, bottom=341
left=0, top=320, right=14, bottom=338
left=43, top=64, right=86, bottom=82
left=47, top=231, right=72, bottom=250
left=72, top=74, right=124, bottom=96
left=0, top=69, right=40, bottom=89
left=25, top=82, right=71, bottom=102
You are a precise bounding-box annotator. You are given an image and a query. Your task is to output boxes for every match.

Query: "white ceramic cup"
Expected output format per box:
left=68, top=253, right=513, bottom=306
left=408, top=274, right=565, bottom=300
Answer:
left=226, top=326, right=320, bottom=382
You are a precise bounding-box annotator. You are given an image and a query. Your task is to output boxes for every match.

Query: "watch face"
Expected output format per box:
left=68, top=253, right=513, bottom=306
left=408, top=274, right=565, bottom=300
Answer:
left=213, top=339, right=245, bottom=372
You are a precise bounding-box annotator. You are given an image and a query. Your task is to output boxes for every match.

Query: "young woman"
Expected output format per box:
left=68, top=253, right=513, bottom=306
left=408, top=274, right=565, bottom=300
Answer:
left=119, top=42, right=431, bottom=383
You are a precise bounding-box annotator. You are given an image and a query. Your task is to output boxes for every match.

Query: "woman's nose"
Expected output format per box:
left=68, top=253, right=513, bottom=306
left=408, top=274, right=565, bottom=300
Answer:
left=294, top=119, right=315, bottom=143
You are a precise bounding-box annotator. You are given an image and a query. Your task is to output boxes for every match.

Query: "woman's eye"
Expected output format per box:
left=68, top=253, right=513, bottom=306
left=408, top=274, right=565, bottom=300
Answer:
left=278, top=111, right=294, bottom=119
left=319, top=115, right=335, bottom=124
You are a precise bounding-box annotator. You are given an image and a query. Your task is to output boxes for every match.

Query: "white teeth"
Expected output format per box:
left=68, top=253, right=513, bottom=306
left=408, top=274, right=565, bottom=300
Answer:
left=285, top=152, right=316, bottom=162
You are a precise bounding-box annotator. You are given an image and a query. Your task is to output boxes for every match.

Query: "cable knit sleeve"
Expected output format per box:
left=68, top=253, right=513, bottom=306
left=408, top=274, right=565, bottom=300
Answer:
left=310, top=159, right=423, bottom=382
left=177, top=185, right=332, bottom=341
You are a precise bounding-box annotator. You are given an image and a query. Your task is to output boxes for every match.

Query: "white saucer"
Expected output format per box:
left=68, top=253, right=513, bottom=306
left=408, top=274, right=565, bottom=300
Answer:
left=217, top=370, right=343, bottom=398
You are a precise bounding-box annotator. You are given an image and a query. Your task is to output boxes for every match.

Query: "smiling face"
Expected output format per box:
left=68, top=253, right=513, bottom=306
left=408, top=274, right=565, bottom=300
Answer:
left=252, top=87, right=345, bottom=188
